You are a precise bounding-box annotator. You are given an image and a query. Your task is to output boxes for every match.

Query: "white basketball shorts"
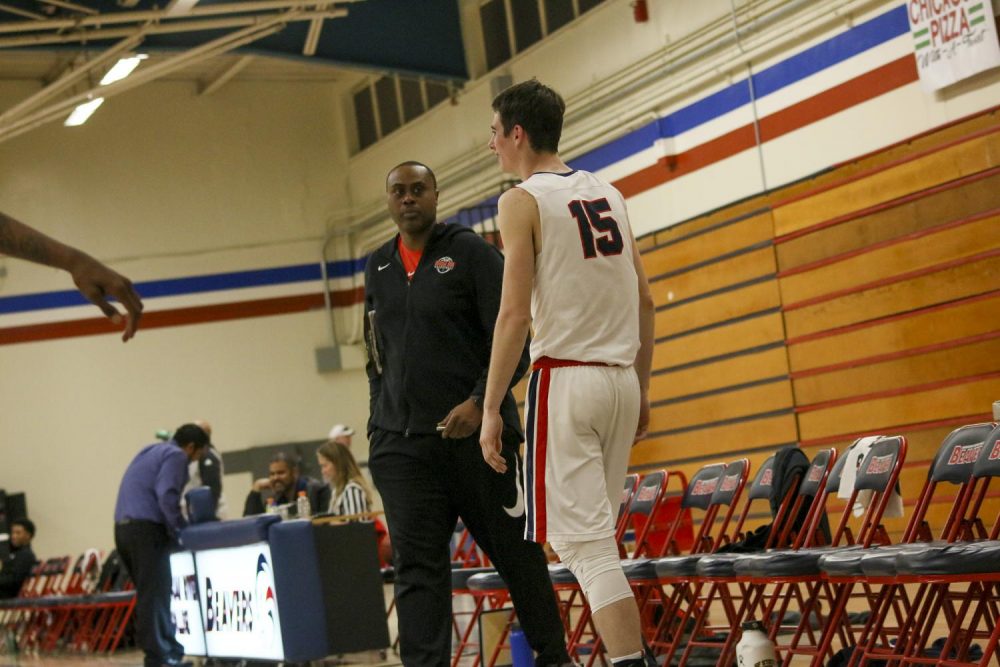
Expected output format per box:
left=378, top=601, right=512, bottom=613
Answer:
left=523, top=359, right=641, bottom=543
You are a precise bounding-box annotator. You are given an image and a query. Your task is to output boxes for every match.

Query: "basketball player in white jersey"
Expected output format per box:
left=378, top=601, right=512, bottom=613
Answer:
left=479, top=80, right=656, bottom=667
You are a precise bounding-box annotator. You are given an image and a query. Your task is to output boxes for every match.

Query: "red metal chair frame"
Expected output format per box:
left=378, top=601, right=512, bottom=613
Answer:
left=767, top=435, right=908, bottom=667
left=644, top=460, right=751, bottom=663
left=674, top=449, right=832, bottom=667
left=868, top=423, right=1000, bottom=667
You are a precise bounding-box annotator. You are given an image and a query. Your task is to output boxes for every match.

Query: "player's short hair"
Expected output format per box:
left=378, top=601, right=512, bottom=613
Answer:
left=386, top=161, right=438, bottom=190
left=491, top=79, right=565, bottom=154
left=270, top=451, right=300, bottom=471
left=12, top=518, right=35, bottom=538
left=173, top=423, right=209, bottom=450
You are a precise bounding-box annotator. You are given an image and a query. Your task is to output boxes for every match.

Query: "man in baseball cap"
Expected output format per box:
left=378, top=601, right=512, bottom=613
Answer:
left=328, top=424, right=354, bottom=445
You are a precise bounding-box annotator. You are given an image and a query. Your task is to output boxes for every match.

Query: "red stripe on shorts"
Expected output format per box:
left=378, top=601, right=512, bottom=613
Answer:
left=533, top=367, right=552, bottom=542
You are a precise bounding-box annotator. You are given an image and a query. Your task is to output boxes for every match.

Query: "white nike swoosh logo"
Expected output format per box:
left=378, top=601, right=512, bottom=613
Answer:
left=503, top=454, right=526, bottom=518
left=378, top=263, right=391, bottom=271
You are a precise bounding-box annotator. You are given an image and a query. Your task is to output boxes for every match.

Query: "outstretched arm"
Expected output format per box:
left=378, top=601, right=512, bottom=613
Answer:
left=0, top=211, right=143, bottom=341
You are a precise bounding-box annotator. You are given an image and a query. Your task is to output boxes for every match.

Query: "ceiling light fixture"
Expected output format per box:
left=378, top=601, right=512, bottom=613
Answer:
left=165, top=0, right=200, bottom=16
left=63, top=97, right=105, bottom=126
left=99, top=53, right=148, bottom=85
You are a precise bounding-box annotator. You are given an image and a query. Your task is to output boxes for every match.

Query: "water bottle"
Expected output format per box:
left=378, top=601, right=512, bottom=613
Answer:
left=508, top=624, right=532, bottom=667
left=737, top=620, right=777, bottom=667
left=296, top=490, right=311, bottom=518
left=266, top=497, right=277, bottom=514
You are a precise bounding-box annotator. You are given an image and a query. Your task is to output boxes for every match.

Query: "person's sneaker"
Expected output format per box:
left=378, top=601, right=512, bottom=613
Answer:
left=162, top=660, right=193, bottom=667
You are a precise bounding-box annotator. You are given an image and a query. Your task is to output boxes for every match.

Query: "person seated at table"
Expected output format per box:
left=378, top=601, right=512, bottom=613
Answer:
left=0, top=519, right=38, bottom=598
left=316, top=441, right=392, bottom=565
left=316, top=440, right=373, bottom=516
left=243, top=451, right=326, bottom=516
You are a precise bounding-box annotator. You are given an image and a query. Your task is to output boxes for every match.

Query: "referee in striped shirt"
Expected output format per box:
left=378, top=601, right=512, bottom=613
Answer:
left=316, top=438, right=373, bottom=516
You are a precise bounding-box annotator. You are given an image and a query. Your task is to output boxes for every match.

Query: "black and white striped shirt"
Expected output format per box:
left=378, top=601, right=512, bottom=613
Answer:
left=328, top=480, right=370, bottom=517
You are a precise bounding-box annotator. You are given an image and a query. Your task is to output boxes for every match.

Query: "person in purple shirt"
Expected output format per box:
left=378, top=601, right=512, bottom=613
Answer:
left=114, top=424, right=209, bottom=667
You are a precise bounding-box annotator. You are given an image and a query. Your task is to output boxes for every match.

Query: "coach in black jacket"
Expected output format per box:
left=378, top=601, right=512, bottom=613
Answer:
left=365, top=161, right=570, bottom=667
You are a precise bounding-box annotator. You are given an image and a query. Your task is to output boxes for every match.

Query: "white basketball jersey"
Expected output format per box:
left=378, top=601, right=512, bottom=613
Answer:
left=517, top=170, right=640, bottom=366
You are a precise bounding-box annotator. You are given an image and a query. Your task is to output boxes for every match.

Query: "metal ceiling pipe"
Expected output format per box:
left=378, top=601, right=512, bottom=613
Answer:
left=0, top=17, right=287, bottom=141
left=36, top=0, right=97, bottom=15
left=198, top=54, right=254, bottom=95
left=0, top=3, right=44, bottom=20
left=0, top=32, right=145, bottom=124
left=0, top=0, right=363, bottom=34
left=0, top=10, right=346, bottom=48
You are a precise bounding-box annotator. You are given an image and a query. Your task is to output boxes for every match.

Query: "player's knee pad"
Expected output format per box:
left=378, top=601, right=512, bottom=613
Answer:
left=550, top=537, right=632, bottom=613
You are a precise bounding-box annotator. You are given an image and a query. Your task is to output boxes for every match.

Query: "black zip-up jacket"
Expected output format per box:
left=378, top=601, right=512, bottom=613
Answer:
left=364, top=223, right=530, bottom=439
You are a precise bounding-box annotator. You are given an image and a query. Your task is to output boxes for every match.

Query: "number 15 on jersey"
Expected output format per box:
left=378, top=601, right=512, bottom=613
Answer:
left=568, top=198, right=624, bottom=259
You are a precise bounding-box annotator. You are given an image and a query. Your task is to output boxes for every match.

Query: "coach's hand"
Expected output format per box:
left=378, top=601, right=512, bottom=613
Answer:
left=479, top=410, right=507, bottom=473
left=439, top=398, right=482, bottom=439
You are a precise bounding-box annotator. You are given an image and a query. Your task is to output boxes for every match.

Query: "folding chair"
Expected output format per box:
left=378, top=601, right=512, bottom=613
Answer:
left=640, top=463, right=728, bottom=655
left=737, top=435, right=908, bottom=667
left=71, top=550, right=135, bottom=654
left=676, top=448, right=834, bottom=667
left=660, top=457, right=793, bottom=666
left=12, top=556, right=71, bottom=652
left=643, top=460, right=750, bottom=663
left=35, top=550, right=103, bottom=652
left=0, top=559, right=45, bottom=653
left=885, top=422, right=1000, bottom=667
left=820, top=422, right=997, bottom=667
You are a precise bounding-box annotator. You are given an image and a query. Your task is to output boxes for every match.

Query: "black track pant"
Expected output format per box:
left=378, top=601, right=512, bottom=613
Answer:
left=369, top=429, right=569, bottom=667
left=115, top=521, right=184, bottom=667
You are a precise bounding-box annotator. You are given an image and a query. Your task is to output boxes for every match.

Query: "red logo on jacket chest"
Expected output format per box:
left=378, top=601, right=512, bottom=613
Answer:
left=434, top=256, right=455, bottom=274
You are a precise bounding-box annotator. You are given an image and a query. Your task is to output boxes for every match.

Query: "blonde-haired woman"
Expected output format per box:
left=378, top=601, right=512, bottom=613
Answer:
left=316, top=440, right=392, bottom=565
left=316, top=440, right=373, bottom=516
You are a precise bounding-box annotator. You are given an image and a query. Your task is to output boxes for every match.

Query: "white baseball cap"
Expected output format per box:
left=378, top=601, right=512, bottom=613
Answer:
left=328, top=424, right=355, bottom=440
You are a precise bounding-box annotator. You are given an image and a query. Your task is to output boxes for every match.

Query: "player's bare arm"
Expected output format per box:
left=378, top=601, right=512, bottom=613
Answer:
left=630, top=227, right=656, bottom=443
left=0, top=211, right=144, bottom=341
left=479, top=188, right=538, bottom=473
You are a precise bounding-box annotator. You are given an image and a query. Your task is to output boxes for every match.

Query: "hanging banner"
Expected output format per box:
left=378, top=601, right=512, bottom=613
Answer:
left=907, top=0, right=1000, bottom=91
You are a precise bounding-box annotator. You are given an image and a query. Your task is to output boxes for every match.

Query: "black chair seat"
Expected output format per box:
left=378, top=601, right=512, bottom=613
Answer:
left=89, top=590, right=135, bottom=603
left=859, top=542, right=947, bottom=577
left=695, top=553, right=742, bottom=577
left=451, top=566, right=495, bottom=590
left=818, top=548, right=867, bottom=576
left=0, top=597, right=36, bottom=610
left=467, top=571, right=508, bottom=591
left=75, top=590, right=136, bottom=606
left=622, top=558, right=656, bottom=580
left=547, top=563, right=578, bottom=585
left=734, top=545, right=862, bottom=577
left=653, top=554, right=703, bottom=578
left=895, top=540, right=1000, bottom=576
left=28, top=594, right=82, bottom=608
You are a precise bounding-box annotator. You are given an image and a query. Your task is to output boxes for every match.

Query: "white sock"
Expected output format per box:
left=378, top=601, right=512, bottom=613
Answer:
left=611, top=651, right=643, bottom=664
